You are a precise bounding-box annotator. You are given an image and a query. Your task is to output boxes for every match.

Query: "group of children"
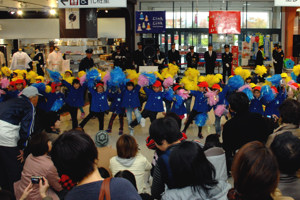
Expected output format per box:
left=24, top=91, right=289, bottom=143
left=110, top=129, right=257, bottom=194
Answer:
left=0, top=64, right=299, bottom=138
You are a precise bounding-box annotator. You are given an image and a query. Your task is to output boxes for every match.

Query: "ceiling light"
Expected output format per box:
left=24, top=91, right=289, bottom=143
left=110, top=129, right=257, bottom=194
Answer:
left=49, top=9, right=56, bottom=15
left=105, top=10, right=108, bottom=13
left=10, top=11, right=15, bottom=14
left=17, top=10, right=23, bottom=15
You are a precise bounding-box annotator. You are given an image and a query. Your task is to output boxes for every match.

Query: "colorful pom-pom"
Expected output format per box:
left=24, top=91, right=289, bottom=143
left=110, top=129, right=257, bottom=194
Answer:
left=228, top=75, right=244, bottom=90
left=138, top=74, right=149, bottom=87
left=195, top=113, right=208, bottom=127
left=255, top=65, right=267, bottom=77
left=51, top=98, right=64, bottom=112
left=261, top=85, right=275, bottom=102
left=293, top=65, right=300, bottom=76
left=0, top=78, right=10, bottom=89
left=205, top=90, right=219, bottom=106
left=214, top=104, right=228, bottom=117
left=163, top=77, right=174, bottom=88
left=266, top=74, right=282, bottom=87
left=47, top=69, right=62, bottom=83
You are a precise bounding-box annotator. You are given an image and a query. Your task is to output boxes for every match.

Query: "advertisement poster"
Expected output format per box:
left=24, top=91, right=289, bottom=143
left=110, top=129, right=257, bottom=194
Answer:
left=136, top=11, right=166, bottom=34
left=65, top=8, right=80, bottom=29
left=232, top=46, right=239, bottom=70
left=209, top=11, right=241, bottom=34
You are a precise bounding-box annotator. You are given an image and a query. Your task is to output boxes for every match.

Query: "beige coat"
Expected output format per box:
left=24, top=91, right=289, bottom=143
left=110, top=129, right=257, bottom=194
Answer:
left=266, top=123, right=300, bottom=147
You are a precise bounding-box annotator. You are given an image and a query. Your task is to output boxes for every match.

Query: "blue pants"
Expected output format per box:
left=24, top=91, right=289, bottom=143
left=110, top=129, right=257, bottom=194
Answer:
left=126, top=107, right=142, bottom=126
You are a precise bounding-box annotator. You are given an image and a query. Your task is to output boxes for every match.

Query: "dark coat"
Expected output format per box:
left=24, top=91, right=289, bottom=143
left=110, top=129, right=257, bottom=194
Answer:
left=255, top=50, right=264, bottom=66
left=204, top=51, right=217, bottom=74
left=168, top=50, right=180, bottom=65
left=79, top=57, right=94, bottom=72
left=186, top=52, right=199, bottom=68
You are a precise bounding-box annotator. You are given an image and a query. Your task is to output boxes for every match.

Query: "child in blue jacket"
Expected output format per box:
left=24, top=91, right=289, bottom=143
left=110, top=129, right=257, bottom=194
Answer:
left=79, top=82, right=109, bottom=131
left=129, top=80, right=165, bottom=130
left=263, top=86, right=287, bottom=119
left=170, top=84, right=187, bottom=124
left=61, top=78, right=87, bottom=129
left=182, top=81, right=210, bottom=138
left=121, top=81, right=142, bottom=135
left=106, top=87, right=124, bottom=135
left=249, top=86, right=264, bottom=116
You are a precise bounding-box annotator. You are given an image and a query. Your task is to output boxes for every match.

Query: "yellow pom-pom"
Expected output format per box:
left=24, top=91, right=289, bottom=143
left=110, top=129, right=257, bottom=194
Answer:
left=241, top=69, right=251, bottom=80
left=215, top=74, right=223, bottom=80
left=27, top=71, right=38, bottom=84
left=198, top=76, right=206, bottom=83
left=154, top=71, right=164, bottom=81
left=168, top=63, right=179, bottom=77
left=180, top=77, right=197, bottom=90
left=20, top=70, right=27, bottom=76
left=35, top=76, right=44, bottom=83
left=99, top=71, right=107, bottom=80
left=1, top=67, right=11, bottom=77
left=286, top=76, right=292, bottom=83
left=78, top=71, right=86, bottom=78
left=293, top=65, right=300, bottom=76
left=12, top=76, right=24, bottom=82
left=45, top=85, right=52, bottom=93
left=126, top=69, right=140, bottom=84
left=205, top=74, right=220, bottom=87
left=64, top=76, right=75, bottom=84
left=249, top=83, right=256, bottom=88
left=255, top=65, right=267, bottom=77
left=184, top=68, right=199, bottom=81
left=234, top=67, right=244, bottom=76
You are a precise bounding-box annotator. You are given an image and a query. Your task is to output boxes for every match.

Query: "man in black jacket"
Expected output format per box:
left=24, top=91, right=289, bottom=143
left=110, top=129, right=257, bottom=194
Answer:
left=186, top=46, right=199, bottom=69
left=255, top=45, right=266, bottom=66
left=204, top=44, right=217, bottom=74
left=274, top=45, right=284, bottom=74
left=168, top=43, right=180, bottom=65
left=133, top=42, right=145, bottom=72
left=222, top=45, right=233, bottom=83
left=112, top=46, right=127, bottom=70
left=153, top=47, right=166, bottom=72
left=0, top=86, right=40, bottom=194
left=79, top=49, right=95, bottom=72
left=222, top=92, right=275, bottom=174
left=272, top=44, right=279, bottom=70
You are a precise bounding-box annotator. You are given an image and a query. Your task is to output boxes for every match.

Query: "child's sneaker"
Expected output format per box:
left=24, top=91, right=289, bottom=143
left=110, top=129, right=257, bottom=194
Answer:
left=106, top=129, right=112, bottom=133
left=130, top=129, right=134, bottom=136
left=119, top=130, right=123, bottom=135
left=140, top=118, right=146, bottom=127
left=80, top=112, right=85, bottom=119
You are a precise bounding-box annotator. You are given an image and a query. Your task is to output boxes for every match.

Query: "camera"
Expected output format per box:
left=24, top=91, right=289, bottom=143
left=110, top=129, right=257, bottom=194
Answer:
left=31, top=176, right=43, bottom=184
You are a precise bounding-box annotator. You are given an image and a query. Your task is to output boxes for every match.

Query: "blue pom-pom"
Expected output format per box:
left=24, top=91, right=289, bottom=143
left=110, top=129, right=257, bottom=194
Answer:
left=164, top=89, right=174, bottom=101
left=266, top=74, right=282, bottom=86
left=31, top=83, right=46, bottom=93
left=195, top=113, right=208, bottom=127
left=109, top=67, right=126, bottom=88
left=228, top=75, right=244, bottom=90
left=291, top=72, right=297, bottom=82
left=47, top=69, right=62, bottom=83
left=242, top=88, right=254, bottom=101
left=174, top=95, right=183, bottom=109
left=86, top=68, right=99, bottom=88
left=261, top=85, right=275, bottom=102
left=142, top=72, right=157, bottom=85
left=50, top=98, right=64, bottom=112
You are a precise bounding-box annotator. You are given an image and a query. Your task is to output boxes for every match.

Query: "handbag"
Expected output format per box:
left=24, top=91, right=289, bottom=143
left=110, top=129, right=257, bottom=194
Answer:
left=98, top=177, right=112, bottom=200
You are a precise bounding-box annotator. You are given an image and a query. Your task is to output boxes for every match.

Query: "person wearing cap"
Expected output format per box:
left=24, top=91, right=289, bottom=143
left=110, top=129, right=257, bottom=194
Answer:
left=79, top=82, right=109, bottom=131
left=222, top=45, right=233, bottom=83
left=112, top=46, right=127, bottom=70
left=0, top=86, right=40, bottom=194
left=182, top=81, right=210, bottom=138
left=255, top=45, right=266, bottom=66
left=133, top=42, right=146, bottom=73
left=168, top=43, right=180, bottom=65
left=186, top=46, right=199, bottom=69
left=274, top=45, right=284, bottom=74
left=33, top=46, right=45, bottom=76
left=153, top=46, right=166, bottom=72
left=249, top=86, right=264, bottom=116
left=79, top=49, right=95, bottom=72
left=204, top=44, right=217, bottom=75
left=5, top=79, right=26, bottom=100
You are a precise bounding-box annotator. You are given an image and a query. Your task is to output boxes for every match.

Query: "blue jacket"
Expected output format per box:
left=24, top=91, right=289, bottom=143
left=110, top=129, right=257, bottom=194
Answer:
left=213, top=85, right=230, bottom=110
left=121, top=85, right=141, bottom=109
left=249, top=97, right=264, bottom=116
left=144, top=87, right=165, bottom=112
left=170, top=96, right=187, bottom=115
left=42, top=91, right=65, bottom=112
left=89, top=87, right=109, bottom=112
left=62, top=80, right=86, bottom=108
left=263, top=89, right=286, bottom=117
left=190, top=90, right=210, bottom=113
left=108, top=91, right=124, bottom=114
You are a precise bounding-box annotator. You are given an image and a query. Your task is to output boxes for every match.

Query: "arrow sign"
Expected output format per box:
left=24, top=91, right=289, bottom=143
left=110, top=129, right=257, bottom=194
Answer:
left=61, top=0, right=68, bottom=6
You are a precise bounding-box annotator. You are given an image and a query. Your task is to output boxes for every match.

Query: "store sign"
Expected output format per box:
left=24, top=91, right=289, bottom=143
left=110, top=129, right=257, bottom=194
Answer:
left=136, top=11, right=166, bottom=34
left=58, top=0, right=127, bottom=8
left=275, top=0, right=300, bottom=7
left=209, top=11, right=241, bottom=34
left=232, top=46, right=239, bottom=68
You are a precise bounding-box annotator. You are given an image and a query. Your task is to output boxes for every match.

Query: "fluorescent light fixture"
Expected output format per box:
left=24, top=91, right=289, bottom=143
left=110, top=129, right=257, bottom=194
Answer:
left=17, top=10, right=23, bottom=15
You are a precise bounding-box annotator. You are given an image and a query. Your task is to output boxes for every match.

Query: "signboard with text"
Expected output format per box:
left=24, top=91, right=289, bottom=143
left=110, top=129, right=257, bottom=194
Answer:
left=209, top=11, right=241, bottom=34
left=275, top=0, right=300, bottom=7
left=136, top=11, right=166, bottom=34
left=58, top=0, right=127, bottom=8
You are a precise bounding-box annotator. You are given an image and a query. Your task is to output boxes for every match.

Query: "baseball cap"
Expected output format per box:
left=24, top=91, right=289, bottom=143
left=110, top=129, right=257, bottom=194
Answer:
left=22, top=86, right=42, bottom=98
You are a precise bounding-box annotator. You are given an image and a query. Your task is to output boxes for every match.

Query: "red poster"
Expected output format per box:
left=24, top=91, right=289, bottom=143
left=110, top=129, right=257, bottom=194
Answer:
left=209, top=11, right=241, bottom=34
left=232, top=46, right=239, bottom=74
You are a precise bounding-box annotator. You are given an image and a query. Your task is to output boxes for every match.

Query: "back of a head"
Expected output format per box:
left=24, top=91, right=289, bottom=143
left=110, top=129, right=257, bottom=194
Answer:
left=29, top=132, right=50, bottom=157
left=169, top=141, right=217, bottom=194
left=149, top=118, right=182, bottom=145
left=165, top=112, right=182, bottom=130
left=271, top=132, right=300, bottom=175
left=279, top=99, right=300, bottom=126
left=114, top=170, right=137, bottom=190
left=228, top=92, right=250, bottom=114
left=231, top=141, right=279, bottom=200
left=51, top=130, right=98, bottom=183
left=203, top=134, right=222, bottom=151
left=0, top=189, right=14, bottom=200
left=116, top=134, right=138, bottom=159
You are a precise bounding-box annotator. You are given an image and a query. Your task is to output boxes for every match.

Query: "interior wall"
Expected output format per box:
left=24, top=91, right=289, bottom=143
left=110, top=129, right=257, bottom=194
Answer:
left=0, top=19, right=59, bottom=39
left=97, top=18, right=126, bottom=38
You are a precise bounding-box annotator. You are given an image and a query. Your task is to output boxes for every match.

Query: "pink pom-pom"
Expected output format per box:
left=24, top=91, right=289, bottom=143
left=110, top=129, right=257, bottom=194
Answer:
left=79, top=74, right=86, bottom=86
left=138, top=74, right=149, bottom=87
left=214, top=104, right=228, bottom=117
left=163, top=77, right=174, bottom=88
left=177, top=89, right=190, bottom=100
left=0, top=78, right=10, bottom=89
left=103, top=72, right=111, bottom=85
left=288, top=80, right=295, bottom=85
left=205, top=90, right=219, bottom=106
left=238, top=84, right=252, bottom=92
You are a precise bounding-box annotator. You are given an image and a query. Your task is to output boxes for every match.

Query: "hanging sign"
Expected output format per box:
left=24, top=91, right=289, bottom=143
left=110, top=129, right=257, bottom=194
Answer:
left=58, top=0, right=127, bottom=8
left=136, top=11, right=166, bottom=34
left=209, top=11, right=241, bottom=34
left=232, top=46, right=239, bottom=68
left=275, top=0, right=300, bottom=7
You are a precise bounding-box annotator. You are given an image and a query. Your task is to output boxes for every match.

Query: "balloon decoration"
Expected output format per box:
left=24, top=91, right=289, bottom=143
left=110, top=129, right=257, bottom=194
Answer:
left=284, top=59, right=295, bottom=69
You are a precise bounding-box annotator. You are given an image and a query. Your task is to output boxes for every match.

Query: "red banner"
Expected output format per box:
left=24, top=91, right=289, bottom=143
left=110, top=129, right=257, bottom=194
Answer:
left=209, top=11, right=241, bottom=34
left=232, top=46, right=239, bottom=74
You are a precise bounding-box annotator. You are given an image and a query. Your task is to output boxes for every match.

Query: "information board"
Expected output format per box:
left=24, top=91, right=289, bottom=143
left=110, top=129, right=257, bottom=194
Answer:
left=136, top=11, right=166, bottom=34
left=209, top=11, right=241, bottom=34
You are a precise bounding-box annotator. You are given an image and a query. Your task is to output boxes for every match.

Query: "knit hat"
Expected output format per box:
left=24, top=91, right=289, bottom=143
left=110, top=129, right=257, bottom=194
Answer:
left=96, top=82, right=104, bottom=88
left=153, top=80, right=162, bottom=87
left=173, top=84, right=182, bottom=92
left=95, top=130, right=109, bottom=147
left=212, top=84, right=221, bottom=90
left=197, top=81, right=209, bottom=88
left=35, top=76, right=44, bottom=83
left=65, top=70, right=73, bottom=75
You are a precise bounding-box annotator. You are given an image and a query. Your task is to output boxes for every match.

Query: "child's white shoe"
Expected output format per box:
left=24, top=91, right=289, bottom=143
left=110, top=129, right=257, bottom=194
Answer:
left=140, top=118, right=146, bottom=127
